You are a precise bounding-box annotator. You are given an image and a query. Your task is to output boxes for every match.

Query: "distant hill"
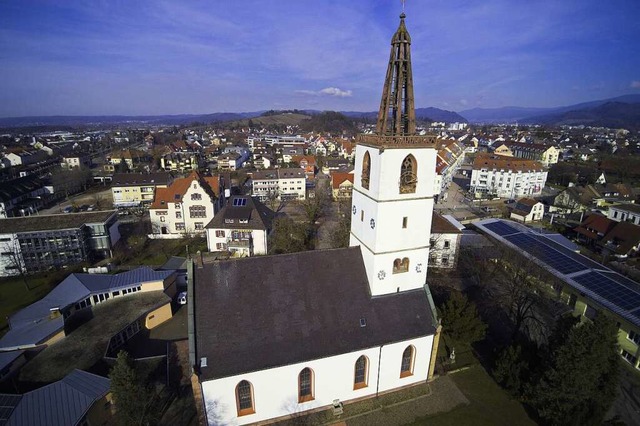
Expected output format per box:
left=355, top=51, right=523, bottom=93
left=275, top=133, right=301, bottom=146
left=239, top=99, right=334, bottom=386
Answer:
left=231, top=113, right=311, bottom=128
left=0, top=112, right=264, bottom=128
left=298, top=111, right=357, bottom=134
left=459, top=94, right=640, bottom=125
left=521, top=101, right=640, bottom=130
left=340, top=107, right=467, bottom=123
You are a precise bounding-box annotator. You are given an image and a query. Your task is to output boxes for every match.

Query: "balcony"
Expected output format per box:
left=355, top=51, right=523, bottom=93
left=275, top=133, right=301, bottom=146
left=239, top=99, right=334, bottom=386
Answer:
left=227, top=239, right=251, bottom=249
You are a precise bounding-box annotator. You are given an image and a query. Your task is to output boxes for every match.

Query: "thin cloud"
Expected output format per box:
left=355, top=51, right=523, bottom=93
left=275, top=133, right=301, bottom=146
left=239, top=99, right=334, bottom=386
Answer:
left=631, top=81, right=640, bottom=88
left=296, top=87, right=353, bottom=97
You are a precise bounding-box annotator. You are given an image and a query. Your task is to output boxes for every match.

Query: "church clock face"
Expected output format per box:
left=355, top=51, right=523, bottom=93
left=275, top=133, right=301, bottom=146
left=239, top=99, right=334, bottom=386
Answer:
left=370, top=218, right=376, bottom=229
left=352, top=205, right=357, bottom=215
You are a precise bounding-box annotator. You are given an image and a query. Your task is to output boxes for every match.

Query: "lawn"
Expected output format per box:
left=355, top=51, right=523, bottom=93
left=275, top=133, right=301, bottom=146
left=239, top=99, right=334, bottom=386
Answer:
left=411, top=365, right=536, bottom=426
left=0, top=275, right=55, bottom=335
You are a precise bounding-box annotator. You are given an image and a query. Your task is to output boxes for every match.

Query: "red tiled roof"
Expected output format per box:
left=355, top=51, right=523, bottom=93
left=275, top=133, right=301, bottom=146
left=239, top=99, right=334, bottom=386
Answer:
left=150, top=171, right=220, bottom=209
left=331, top=172, right=354, bottom=189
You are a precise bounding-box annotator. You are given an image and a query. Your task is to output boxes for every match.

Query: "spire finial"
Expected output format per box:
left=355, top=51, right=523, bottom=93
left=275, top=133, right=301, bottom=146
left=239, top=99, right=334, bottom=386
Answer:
left=401, top=0, right=406, bottom=14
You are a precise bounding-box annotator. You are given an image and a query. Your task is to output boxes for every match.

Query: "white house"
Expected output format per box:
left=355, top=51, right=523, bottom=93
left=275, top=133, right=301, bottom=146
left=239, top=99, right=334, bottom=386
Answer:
left=429, top=213, right=463, bottom=268
left=205, top=195, right=275, bottom=256
left=608, top=203, right=640, bottom=226
left=510, top=198, right=545, bottom=223
left=189, top=12, right=441, bottom=426
left=149, top=171, right=224, bottom=237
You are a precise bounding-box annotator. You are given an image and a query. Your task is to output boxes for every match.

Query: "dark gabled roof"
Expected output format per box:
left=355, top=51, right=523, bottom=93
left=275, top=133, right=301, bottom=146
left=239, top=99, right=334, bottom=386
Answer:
left=0, top=175, right=45, bottom=203
left=610, top=203, right=640, bottom=215
left=2, top=369, right=109, bottom=426
left=0, top=211, right=117, bottom=234
left=111, top=172, right=173, bottom=186
left=194, top=247, right=436, bottom=380
left=205, top=196, right=275, bottom=231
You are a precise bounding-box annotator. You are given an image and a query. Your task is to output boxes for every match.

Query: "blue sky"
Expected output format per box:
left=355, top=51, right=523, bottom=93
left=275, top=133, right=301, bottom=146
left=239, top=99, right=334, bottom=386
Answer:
left=0, top=0, right=639, bottom=116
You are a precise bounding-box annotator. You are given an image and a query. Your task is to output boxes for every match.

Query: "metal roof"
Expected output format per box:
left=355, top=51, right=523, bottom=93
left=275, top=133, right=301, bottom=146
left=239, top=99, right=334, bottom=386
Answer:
left=475, top=218, right=640, bottom=328
left=0, top=267, right=174, bottom=351
left=2, top=369, right=109, bottom=426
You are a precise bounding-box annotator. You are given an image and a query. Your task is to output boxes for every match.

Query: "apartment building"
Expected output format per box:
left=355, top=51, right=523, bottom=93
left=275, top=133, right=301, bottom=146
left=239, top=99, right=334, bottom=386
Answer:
left=251, top=168, right=306, bottom=201
left=470, top=154, right=547, bottom=199
left=111, top=172, right=174, bottom=207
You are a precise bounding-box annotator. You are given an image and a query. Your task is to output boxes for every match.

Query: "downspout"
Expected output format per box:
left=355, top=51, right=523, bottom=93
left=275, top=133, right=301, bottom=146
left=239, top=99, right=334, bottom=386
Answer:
left=376, top=344, right=383, bottom=397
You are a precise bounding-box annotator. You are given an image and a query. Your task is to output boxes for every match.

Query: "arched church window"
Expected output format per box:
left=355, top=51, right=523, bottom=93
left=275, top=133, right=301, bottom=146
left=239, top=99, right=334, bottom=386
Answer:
left=393, top=257, right=409, bottom=274
left=298, top=367, right=314, bottom=402
left=236, top=380, right=255, bottom=416
left=361, top=151, right=371, bottom=190
left=354, top=355, right=369, bottom=389
left=400, top=345, right=415, bottom=378
left=399, top=154, right=417, bottom=194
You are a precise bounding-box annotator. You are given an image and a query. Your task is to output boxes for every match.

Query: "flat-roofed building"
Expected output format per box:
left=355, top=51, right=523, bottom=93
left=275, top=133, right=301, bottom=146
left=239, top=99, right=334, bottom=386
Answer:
left=0, top=211, right=120, bottom=276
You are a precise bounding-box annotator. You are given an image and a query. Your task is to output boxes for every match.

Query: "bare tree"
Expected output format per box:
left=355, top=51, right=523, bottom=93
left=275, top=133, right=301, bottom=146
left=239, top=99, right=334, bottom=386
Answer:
left=1, top=238, right=30, bottom=290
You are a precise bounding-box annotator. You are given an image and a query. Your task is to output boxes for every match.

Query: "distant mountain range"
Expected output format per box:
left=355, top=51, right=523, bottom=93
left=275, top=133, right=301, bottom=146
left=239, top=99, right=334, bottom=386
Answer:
left=459, top=94, right=640, bottom=128
left=2, top=94, right=639, bottom=129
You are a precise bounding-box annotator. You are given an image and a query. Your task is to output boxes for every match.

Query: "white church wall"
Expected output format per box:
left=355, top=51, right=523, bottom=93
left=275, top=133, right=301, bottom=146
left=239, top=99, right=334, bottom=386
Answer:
left=356, top=244, right=430, bottom=295
left=201, top=335, right=434, bottom=425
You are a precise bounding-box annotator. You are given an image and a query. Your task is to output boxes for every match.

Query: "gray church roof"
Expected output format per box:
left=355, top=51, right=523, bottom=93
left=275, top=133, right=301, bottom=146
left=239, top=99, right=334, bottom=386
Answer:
left=0, top=267, right=174, bottom=351
left=194, top=246, right=437, bottom=381
left=1, top=369, right=110, bottom=426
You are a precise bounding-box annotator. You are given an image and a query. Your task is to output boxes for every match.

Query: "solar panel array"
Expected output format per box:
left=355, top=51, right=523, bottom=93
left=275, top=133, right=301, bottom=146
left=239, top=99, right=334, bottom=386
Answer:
left=504, top=233, right=592, bottom=275
left=483, top=221, right=521, bottom=237
left=573, top=271, right=640, bottom=311
left=479, top=219, right=640, bottom=327
left=0, top=394, right=22, bottom=424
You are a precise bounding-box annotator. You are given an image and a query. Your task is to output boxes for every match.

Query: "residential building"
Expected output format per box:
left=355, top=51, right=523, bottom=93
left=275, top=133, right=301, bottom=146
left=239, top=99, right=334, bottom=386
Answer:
left=429, top=213, right=463, bottom=268
left=205, top=195, right=275, bottom=256
left=553, top=185, right=601, bottom=213
left=107, top=148, right=150, bottom=170
left=492, top=141, right=559, bottom=166
left=470, top=154, right=547, bottom=199
left=149, top=171, right=224, bottom=237
left=608, top=203, right=640, bottom=226
left=510, top=198, right=545, bottom=223
left=190, top=13, right=440, bottom=425
left=111, top=172, right=174, bottom=208
left=0, top=174, right=48, bottom=218
left=0, top=211, right=120, bottom=277
left=251, top=168, right=306, bottom=201
left=3, top=147, right=49, bottom=167
left=292, top=155, right=317, bottom=180
left=330, top=172, right=354, bottom=200
left=160, top=152, right=199, bottom=172
left=217, top=152, right=243, bottom=171
left=61, top=154, right=92, bottom=169
left=434, top=138, right=465, bottom=201
left=0, top=369, right=114, bottom=426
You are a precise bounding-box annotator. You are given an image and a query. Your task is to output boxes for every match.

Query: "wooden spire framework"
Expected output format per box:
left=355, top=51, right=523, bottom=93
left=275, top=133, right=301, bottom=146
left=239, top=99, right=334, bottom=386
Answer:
left=376, top=12, right=416, bottom=137
left=359, top=12, right=435, bottom=148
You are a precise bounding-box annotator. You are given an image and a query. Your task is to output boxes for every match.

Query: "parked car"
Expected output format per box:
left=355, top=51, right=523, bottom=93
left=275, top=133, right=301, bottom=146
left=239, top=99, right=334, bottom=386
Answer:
left=62, top=206, right=74, bottom=213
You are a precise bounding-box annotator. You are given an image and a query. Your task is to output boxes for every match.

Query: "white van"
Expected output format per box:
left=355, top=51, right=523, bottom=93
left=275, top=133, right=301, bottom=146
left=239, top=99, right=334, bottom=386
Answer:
left=177, top=291, right=187, bottom=305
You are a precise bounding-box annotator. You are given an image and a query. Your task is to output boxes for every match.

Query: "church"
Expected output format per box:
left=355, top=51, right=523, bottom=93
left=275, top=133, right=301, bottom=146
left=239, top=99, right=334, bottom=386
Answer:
left=188, top=11, right=442, bottom=425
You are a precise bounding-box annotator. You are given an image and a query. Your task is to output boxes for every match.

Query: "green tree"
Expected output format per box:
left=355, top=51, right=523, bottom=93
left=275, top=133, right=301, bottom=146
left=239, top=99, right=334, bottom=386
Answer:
left=268, top=217, right=310, bottom=254
left=527, top=314, right=620, bottom=426
left=109, top=350, right=156, bottom=426
left=493, top=343, right=533, bottom=396
left=439, top=291, right=487, bottom=347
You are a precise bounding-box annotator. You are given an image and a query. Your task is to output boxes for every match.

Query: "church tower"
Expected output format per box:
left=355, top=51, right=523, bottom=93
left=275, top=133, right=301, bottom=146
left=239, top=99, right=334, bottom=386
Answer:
left=350, top=12, right=437, bottom=296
